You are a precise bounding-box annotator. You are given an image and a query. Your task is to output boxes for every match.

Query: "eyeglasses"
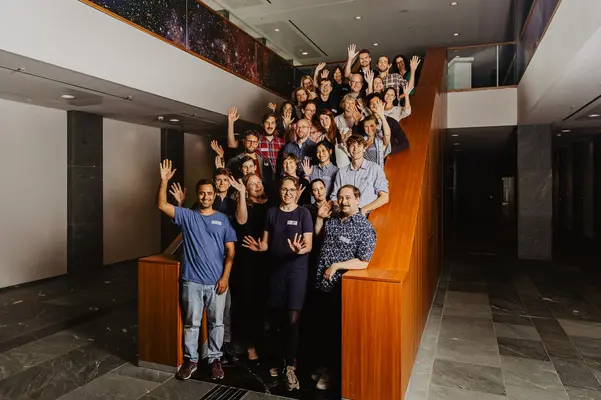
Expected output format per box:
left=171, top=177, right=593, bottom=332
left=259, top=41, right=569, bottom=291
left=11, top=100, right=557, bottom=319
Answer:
left=280, top=188, right=298, bottom=194
left=350, top=81, right=362, bottom=84
left=298, top=125, right=311, bottom=130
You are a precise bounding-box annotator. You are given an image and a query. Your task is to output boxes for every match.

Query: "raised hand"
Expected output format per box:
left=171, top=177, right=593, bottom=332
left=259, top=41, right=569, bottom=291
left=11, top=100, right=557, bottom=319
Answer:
left=347, top=44, right=358, bottom=61
left=320, top=69, right=330, bottom=80
left=296, top=185, right=306, bottom=203
left=228, top=106, right=240, bottom=123
left=242, top=236, right=263, bottom=252
left=228, top=176, right=246, bottom=194
left=215, top=156, right=225, bottom=169
left=302, top=159, right=313, bottom=177
left=283, top=108, right=294, bottom=127
left=169, top=182, right=187, bottom=206
left=351, top=103, right=362, bottom=124
left=287, top=233, right=306, bottom=254
left=160, top=159, right=177, bottom=181
left=267, top=102, right=277, bottom=113
left=317, top=201, right=332, bottom=219
left=410, top=56, right=421, bottom=71
left=373, top=98, right=385, bottom=118
left=341, top=128, right=352, bottom=143
left=316, top=62, right=326, bottom=72
left=308, top=91, right=318, bottom=100
left=210, top=140, right=224, bottom=158
left=365, top=69, right=374, bottom=85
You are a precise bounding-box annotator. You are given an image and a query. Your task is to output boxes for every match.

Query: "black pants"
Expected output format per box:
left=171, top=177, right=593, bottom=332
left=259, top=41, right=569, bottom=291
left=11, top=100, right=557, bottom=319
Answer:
left=263, top=308, right=301, bottom=367
left=315, top=285, right=342, bottom=376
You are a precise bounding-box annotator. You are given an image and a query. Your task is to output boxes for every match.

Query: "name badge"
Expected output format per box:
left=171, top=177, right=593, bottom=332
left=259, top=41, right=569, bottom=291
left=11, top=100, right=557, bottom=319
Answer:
left=340, top=236, right=351, bottom=244
left=264, top=162, right=270, bottom=166
left=211, top=220, right=222, bottom=226
left=287, top=220, right=298, bottom=226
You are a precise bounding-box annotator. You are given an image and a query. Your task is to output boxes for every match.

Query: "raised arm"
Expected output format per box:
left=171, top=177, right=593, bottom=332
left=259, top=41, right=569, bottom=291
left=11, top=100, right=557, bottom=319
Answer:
left=169, top=182, right=187, bottom=207
left=313, top=62, right=326, bottom=87
left=345, top=44, right=358, bottom=78
left=407, top=56, right=421, bottom=93
left=374, top=100, right=391, bottom=147
left=229, top=177, right=248, bottom=225
left=157, top=159, right=177, bottom=219
left=227, top=106, right=241, bottom=149
left=315, top=202, right=332, bottom=236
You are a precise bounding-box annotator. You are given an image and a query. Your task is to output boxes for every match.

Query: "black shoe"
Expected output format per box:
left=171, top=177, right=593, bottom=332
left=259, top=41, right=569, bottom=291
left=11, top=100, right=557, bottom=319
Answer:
left=222, top=342, right=240, bottom=362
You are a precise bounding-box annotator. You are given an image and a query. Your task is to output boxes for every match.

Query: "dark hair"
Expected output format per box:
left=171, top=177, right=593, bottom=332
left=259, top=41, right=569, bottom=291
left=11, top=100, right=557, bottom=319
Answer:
left=332, top=65, right=344, bottom=78
left=384, top=87, right=398, bottom=106
left=346, top=134, right=367, bottom=148
left=318, top=109, right=343, bottom=145
left=277, top=101, right=295, bottom=119
left=243, top=130, right=260, bottom=140
left=301, top=99, right=317, bottom=110
left=320, top=77, right=333, bottom=85
left=292, top=87, right=309, bottom=105
left=391, top=54, right=409, bottom=75
left=262, top=113, right=276, bottom=124
left=337, top=184, right=361, bottom=199
left=366, top=92, right=383, bottom=105
left=195, top=179, right=216, bottom=194
left=213, top=168, right=232, bottom=179
left=280, top=175, right=299, bottom=189
left=362, top=115, right=378, bottom=133
left=378, top=55, right=390, bottom=64
left=282, top=152, right=299, bottom=164
left=239, top=155, right=255, bottom=171
left=358, top=48, right=370, bottom=56
left=310, top=178, right=326, bottom=190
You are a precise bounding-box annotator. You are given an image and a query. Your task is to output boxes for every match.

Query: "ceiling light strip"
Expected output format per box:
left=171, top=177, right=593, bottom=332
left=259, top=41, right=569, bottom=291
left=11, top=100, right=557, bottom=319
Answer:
left=287, top=20, right=328, bottom=57
left=561, top=92, right=601, bottom=121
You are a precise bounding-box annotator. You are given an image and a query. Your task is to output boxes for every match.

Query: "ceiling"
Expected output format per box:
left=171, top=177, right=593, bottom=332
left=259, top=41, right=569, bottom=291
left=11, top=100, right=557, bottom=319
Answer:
left=446, top=126, right=517, bottom=154
left=0, top=50, right=256, bottom=137
left=202, top=0, right=515, bottom=65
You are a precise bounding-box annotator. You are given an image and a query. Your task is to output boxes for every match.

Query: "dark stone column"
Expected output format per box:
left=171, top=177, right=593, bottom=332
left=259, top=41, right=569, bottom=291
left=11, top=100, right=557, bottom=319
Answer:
left=517, top=125, right=552, bottom=260
left=67, top=111, right=103, bottom=273
left=161, top=129, right=185, bottom=250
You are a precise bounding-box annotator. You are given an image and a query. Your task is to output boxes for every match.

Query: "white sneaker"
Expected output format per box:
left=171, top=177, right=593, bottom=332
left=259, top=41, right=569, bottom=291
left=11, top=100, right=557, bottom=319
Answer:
left=311, top=367, right=326, bottom=382
left=285, top=366, right=300, bottom=391
left=316, top=372, right=330, bottom=390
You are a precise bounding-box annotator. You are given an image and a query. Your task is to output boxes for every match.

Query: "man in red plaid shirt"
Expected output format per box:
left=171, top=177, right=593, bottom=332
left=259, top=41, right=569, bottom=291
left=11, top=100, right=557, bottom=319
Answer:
left=226, top=107, right=284, bottom=176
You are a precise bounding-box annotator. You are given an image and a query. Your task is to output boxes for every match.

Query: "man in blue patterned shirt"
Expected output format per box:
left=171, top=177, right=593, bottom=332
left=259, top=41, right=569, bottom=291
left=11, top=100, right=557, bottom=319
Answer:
left=311, top=184, right=377, bottom=393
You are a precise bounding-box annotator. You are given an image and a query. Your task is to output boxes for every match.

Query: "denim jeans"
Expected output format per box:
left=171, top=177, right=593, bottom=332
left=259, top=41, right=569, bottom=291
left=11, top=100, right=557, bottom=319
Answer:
left=224, top=289, right=232, bottom=343
left=181, top=280, right=227, bottom=363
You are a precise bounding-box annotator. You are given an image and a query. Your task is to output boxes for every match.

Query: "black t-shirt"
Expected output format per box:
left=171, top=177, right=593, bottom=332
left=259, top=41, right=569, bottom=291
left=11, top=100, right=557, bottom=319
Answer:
left=265, top=206, right=313, bottom=267
left=315, top=95, right=340, bottom=115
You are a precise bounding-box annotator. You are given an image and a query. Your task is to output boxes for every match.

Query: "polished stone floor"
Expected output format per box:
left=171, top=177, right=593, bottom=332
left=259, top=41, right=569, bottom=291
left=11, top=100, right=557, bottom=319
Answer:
left=0, top=261, right=291, bottom=400
left=405, top=255, right=601, bottom=400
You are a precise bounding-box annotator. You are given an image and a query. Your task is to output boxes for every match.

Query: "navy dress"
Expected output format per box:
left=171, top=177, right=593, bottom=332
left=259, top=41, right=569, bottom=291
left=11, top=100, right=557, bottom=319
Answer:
left=264, top=206, right=313, bottom=310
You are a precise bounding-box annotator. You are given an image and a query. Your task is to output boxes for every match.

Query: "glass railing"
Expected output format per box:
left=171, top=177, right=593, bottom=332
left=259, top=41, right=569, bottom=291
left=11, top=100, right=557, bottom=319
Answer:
left=80, top=0, right=294, bottom=98
left=447, top=43, right=518, bottom=91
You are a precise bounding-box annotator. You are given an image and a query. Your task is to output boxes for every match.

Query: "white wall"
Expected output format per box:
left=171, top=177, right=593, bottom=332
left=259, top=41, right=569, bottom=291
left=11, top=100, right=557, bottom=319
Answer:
left=184, top=134, right=214, bottom=208
left=103, top=119, right=161, bottom=265
left=0, top=0, right=285, bottom=124
left=447, top=87, right=518, bottom=129
left=0, top=99, right=67, bottom=288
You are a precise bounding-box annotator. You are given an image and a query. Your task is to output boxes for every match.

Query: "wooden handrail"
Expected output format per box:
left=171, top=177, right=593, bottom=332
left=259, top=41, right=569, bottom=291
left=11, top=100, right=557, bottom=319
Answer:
left=341, top=47, right=447, bottom=400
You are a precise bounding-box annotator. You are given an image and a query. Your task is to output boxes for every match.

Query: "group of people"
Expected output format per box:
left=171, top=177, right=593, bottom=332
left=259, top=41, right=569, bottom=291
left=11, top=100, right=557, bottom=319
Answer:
left=156, top=45, right=420, bottom=394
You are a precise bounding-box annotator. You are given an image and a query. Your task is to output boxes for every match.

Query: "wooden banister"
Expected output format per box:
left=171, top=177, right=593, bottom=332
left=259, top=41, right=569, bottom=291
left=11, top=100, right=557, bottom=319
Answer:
left=341, top=48, right=447, bottom=400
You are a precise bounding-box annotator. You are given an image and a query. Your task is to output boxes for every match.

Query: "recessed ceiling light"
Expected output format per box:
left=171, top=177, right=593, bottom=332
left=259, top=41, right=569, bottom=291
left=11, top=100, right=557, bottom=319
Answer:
left=453, top=33, right=460, bottom=37
left=355, top=16, right=362, bottom=20
left=274, top=28, right=280, bottom=32
left=302, top=52, right=308, bottom=55
left=61, top=94, right=75, bottom=99
left=373, top=43, right=379, bottom=46
left=169, top=118, right=179, bottom=123
left=561, top=129, right=571, bottom=133
left=451, top=134, right=459, bottom=137
left=450, top=1, right=458, bottom=5
left=453, top=143, right=460, bottom=146
left=557, top=134, right=562, bottom=137
left=589, top=114, right=601, bottom=118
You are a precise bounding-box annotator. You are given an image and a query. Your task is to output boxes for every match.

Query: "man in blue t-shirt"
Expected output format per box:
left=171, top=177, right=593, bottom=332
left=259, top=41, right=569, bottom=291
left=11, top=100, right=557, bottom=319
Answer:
left=157, top=160, right=237, bottom=381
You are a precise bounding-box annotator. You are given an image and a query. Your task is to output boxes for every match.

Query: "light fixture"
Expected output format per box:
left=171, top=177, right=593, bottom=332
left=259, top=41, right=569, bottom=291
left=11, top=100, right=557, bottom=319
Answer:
left=589, top=114, right=601, bottom=118
left=451, top=134, right=459, bottom=137
left=355, top=16, right=362, bottom=20
left=373, top=43, right=379, bottom=46
left=169, top=118, right=179, bottom=123
left=450, top=1, right=458, bottom=5
left=453, top=33, right=460, bottom=37
left=561, top=129, right=571, bottom=133
left=453, top=143, right=460, bottom=146
left=274, top=28, right=280, bottom=32
left=61, top=94, right=75, bottom=99
left=557, top=134, right=562, bottom=137
left=302, top=52, right=308, bottom=55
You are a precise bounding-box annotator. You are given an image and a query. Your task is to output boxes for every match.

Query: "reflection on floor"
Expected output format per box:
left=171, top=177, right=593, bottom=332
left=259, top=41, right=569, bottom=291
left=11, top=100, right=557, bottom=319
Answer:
left=405, top=255, right=601, bottom=400
left=0, top=261, right=292, bottom=400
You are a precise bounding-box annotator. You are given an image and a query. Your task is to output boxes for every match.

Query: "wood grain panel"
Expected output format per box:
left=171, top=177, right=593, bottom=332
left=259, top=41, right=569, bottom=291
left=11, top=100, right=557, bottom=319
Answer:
left=342, top=48, right=447, bottom=400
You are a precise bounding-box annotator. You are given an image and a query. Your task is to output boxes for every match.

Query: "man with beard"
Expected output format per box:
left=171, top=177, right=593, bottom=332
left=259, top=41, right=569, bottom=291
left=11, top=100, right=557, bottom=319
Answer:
left=311, top=185, right=376, bottom=393
left=330, top=135, right=389, bottom=215
left=282, top=118, right=318, bottom=171
left=344, top=44, right=377, bottom=95
left=227, top=106, right=284, bottom=177
left=157, top=160, right=237, bottom=382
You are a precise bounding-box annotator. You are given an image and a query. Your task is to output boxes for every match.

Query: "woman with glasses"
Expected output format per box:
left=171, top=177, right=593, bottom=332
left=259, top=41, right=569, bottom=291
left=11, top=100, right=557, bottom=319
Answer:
left=242, top=176, right=313, bottom=392
left=281, top=153, right=311, bottom=205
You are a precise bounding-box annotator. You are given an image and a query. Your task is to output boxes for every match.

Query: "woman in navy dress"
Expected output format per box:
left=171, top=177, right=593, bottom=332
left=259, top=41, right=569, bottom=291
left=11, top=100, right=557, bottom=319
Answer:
left=242, top=176, right=313, bottom=392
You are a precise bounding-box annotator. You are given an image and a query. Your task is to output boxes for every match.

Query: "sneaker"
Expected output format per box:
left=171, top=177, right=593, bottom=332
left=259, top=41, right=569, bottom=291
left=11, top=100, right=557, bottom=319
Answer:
left=269, top=367, right=280, bottom=378
left=311, top=366, right=326, bottom=382
left=175, top=360, right=197, bottom=380
left=316, top=372, right=330, bottom=390
left=285, top=366, right=300, bottom=391
left=223, top=342, right=240, bottom=362
left=210, top=359, right=224, bottom=380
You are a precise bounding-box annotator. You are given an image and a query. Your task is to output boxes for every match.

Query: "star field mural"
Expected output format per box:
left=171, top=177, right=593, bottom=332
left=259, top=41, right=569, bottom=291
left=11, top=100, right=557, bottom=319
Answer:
left=81, top=0, right=293, bottom=97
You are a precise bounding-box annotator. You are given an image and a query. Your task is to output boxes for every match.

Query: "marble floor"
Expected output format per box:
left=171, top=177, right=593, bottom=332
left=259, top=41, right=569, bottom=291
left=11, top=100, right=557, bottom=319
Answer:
left=0, top=261, right=290, bottom=400
left=405, top=256, right=601, bottom=400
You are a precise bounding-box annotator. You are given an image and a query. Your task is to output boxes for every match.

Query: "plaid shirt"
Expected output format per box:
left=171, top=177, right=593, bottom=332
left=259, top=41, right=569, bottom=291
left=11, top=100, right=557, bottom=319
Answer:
left=382, top=73, right=407, bottom=96
left=257, top=133, right=285, bottom=173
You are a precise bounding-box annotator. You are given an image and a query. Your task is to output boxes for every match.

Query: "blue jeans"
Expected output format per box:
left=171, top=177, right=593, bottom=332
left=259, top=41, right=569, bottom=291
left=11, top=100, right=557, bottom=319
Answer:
left=181, top=280, right=227, bottom=363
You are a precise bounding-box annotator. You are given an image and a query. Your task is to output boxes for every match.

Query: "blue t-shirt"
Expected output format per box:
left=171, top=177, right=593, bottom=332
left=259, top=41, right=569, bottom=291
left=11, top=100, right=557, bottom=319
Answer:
left=173, top=207, right=237, bottom=285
